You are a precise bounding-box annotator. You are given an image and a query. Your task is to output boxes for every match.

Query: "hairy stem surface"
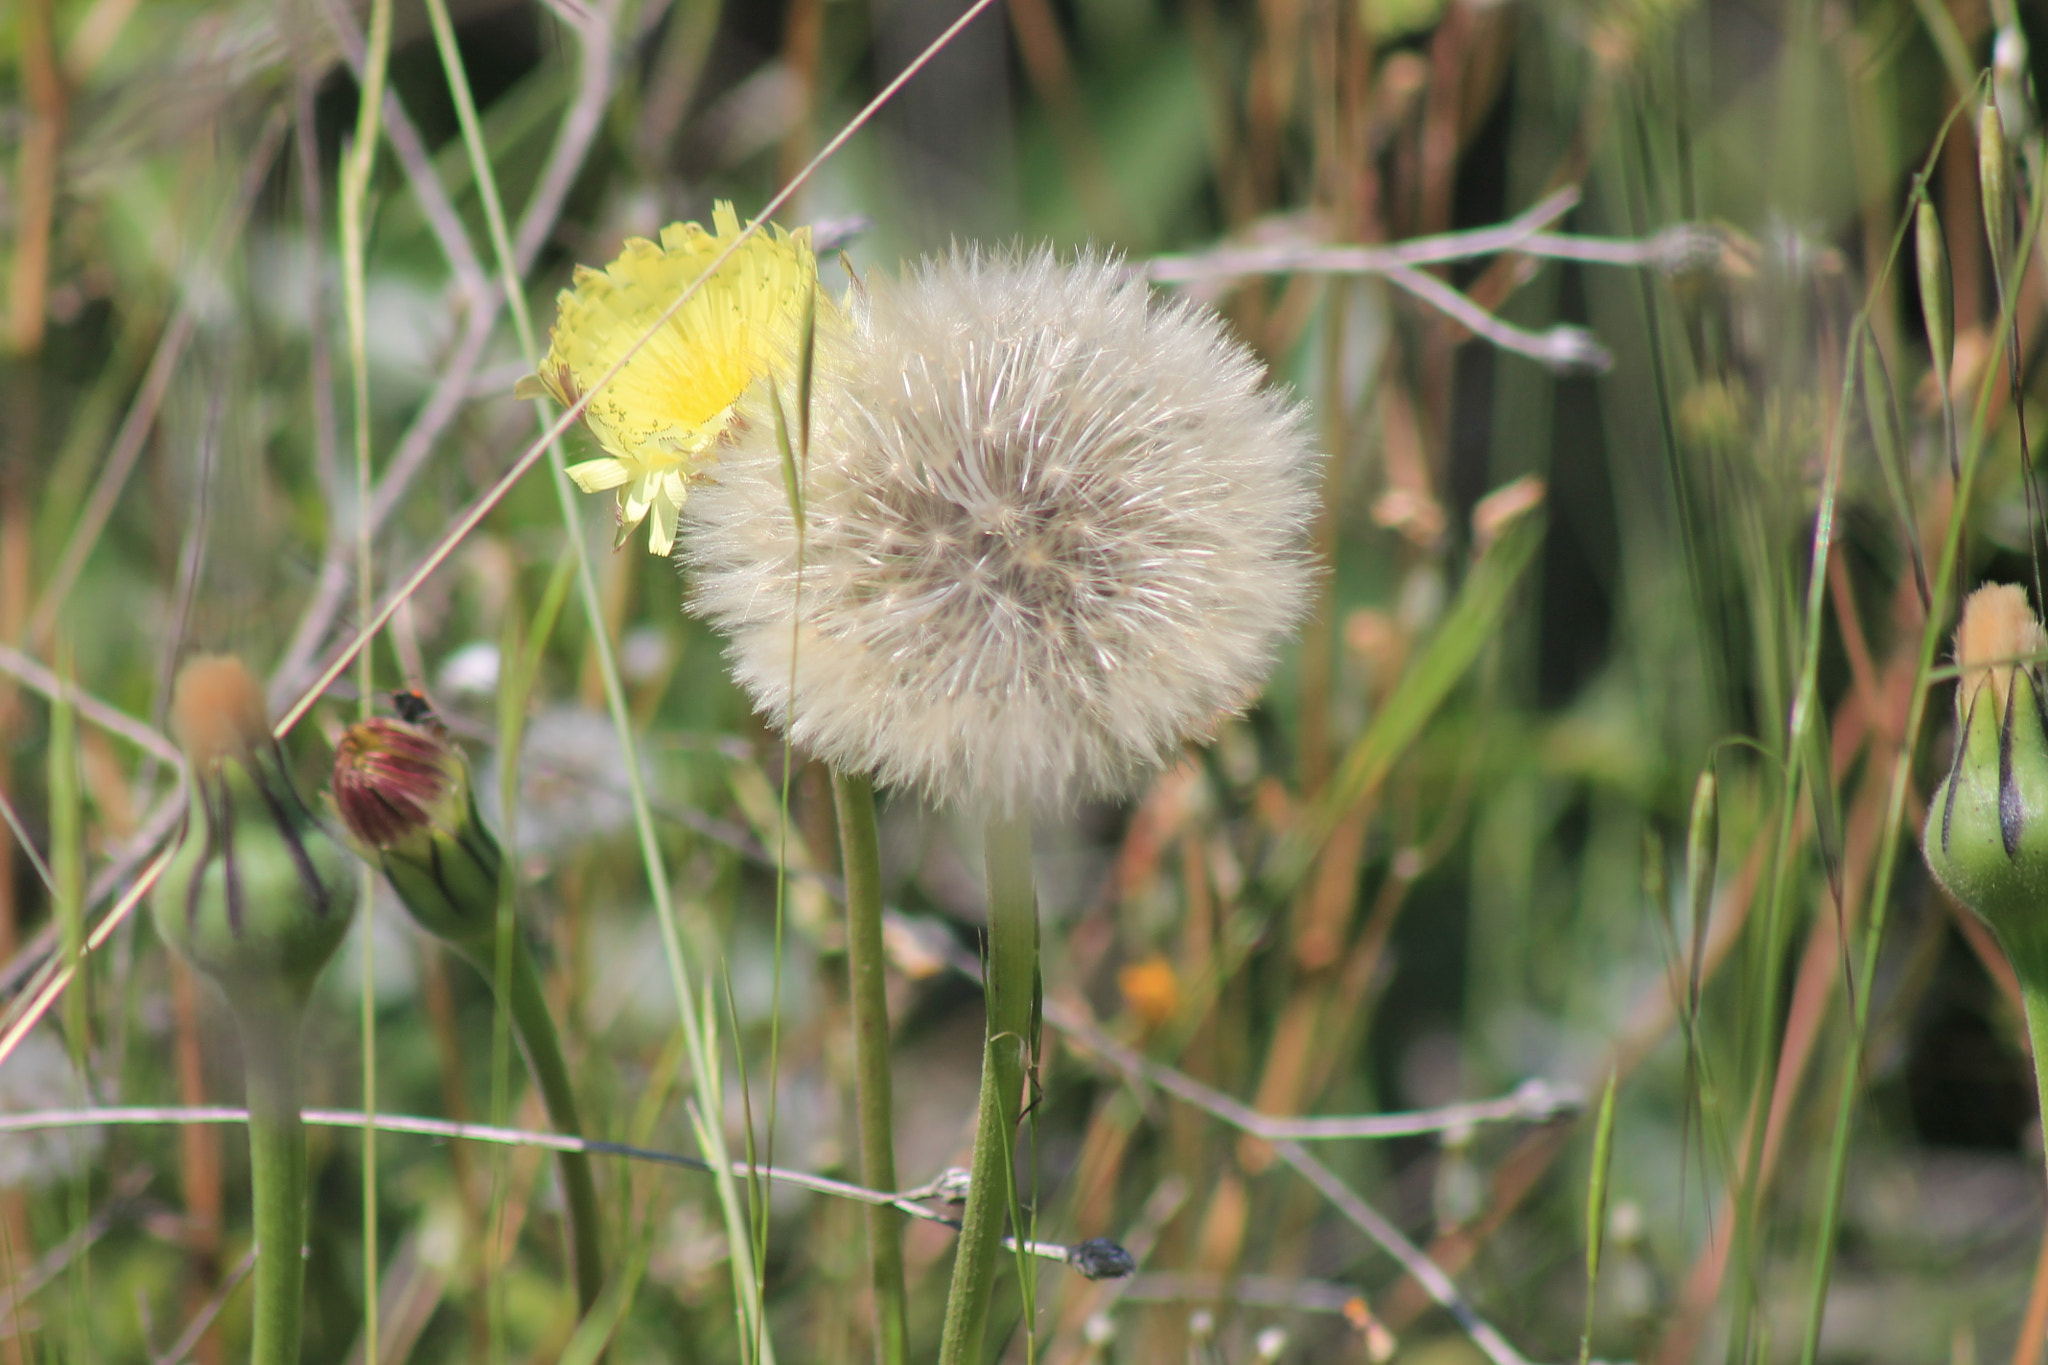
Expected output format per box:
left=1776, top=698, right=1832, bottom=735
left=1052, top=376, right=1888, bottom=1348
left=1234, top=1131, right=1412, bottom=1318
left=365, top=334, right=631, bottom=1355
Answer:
left=833, top=770, right=909, bottom=1365
left=498, top=934, right=606, bottom=1320
left=937, top=813, right=1038, bottom=1365
left=239, top=1005, right=309, bottom=1365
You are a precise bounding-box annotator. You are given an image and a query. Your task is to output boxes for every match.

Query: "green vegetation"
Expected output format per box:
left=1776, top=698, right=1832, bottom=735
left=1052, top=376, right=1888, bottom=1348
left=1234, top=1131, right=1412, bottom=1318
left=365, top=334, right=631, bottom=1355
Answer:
left=1, top=0, right=2045, bottom=1360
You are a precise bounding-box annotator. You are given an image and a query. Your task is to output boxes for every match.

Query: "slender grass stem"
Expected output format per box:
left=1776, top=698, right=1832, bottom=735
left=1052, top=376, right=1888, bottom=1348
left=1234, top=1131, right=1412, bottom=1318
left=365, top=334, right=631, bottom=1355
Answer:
left=938, top=814, right=1039, bottom=1365
left=831, top=771, right=908, bottom=1365
left=410, top=2, right=760, bottom=1345
left=237, top=1005, right=310, bottom=1365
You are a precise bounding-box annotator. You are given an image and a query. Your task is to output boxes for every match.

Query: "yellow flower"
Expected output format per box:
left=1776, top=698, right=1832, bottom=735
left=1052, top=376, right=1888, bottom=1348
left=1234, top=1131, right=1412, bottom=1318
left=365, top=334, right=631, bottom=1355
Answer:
left=517, top=203, right=820, bottom=555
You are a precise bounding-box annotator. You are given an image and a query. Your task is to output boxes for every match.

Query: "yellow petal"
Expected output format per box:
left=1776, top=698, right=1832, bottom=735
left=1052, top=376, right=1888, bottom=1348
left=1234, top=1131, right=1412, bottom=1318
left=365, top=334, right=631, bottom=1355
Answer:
left=530, top=202, right=829, bottom=494
left=566, top=458, right=634, bottom=493
left=646, top=492, right=679, bottom=557
left=620, top=475, right=656, bottom=525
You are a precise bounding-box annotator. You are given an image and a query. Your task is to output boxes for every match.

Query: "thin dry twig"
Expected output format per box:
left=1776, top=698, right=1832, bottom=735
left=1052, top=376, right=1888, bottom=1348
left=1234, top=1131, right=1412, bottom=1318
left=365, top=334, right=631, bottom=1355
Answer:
left=0, top=1106, right=1124, bottom=1275
left=1382, top=262, right=1614, bottom=373
left=150, top=1250, right=255, bottom=1365
left=0, top=845, right=171, bottom=1069
left=0, top=1168, right=153, bottom=1335
left=274, top=0, right=621, bottom=707
left=0, top=644, right=181, bottom=767
left=1146, top=190, right=1579, bottom=282
left=1041, top=998, right=1565, bottom=1365
left=1147, top=189, right=1720, bottom=282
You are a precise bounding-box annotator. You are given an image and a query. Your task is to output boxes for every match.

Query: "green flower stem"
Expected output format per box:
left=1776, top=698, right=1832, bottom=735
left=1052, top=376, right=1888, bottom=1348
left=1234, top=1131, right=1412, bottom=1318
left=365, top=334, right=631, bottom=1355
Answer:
left=2002, top=929, right=2048, bottom=1193
left=2024, top=984, right=2048, bottom=1193
left=938, top=814, right=1039, bottom=1365
left=491, top=933, right=606, bottom=1321
left=832, top=770, right=909, bottom=1365
left=236, top=1003, right=311, bottom=1365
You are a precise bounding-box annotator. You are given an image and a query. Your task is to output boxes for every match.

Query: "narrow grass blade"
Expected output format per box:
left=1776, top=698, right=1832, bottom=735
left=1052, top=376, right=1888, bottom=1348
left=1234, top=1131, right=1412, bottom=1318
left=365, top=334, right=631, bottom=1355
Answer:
left=1684, top=766, right=1719, bottom=1024
left=796, top=281, right=818, bottom=469
left=555, top=1220, right=655, bottom=1365
left=1859, top=334, right=1930, bottom=613
left=1579, top=1069, right=1618, bottom=1365
left=771, top=374, right=803, bottom=531
left=1265, top=505, right=1544, bottom=896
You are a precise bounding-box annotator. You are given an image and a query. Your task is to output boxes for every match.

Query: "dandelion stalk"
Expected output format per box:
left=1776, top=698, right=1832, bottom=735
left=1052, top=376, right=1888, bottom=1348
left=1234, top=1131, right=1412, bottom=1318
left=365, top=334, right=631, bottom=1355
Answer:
left=679, top=248, right=1315, bottom=1357
left=495, top=922, right=606, bottom=1314
left=151, top=658, right=354, bottom=1365
left=2008, top=941, right=2048, bottom=1190
left=238, top=1001, right=313, bottom=1365
left=832, top=770, right=909, bottom=1365
left=938, top=814, right=1039, bottom=1365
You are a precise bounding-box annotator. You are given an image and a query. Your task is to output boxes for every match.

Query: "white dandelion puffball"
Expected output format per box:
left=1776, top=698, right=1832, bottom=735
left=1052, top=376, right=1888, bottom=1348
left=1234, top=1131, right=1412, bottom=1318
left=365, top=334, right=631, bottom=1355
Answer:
left=684, top=248, right=1320, bottom=812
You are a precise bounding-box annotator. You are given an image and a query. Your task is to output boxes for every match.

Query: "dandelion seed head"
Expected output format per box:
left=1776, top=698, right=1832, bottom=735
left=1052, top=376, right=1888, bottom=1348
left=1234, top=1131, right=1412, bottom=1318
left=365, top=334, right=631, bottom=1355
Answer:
left=685, top=248, right=1319, bottom=812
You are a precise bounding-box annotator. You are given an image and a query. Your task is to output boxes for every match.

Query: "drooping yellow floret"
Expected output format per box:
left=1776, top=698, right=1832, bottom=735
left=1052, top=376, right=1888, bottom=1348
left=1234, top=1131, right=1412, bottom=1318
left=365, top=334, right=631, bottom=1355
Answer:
left=518, top=203, right=821, bottom=555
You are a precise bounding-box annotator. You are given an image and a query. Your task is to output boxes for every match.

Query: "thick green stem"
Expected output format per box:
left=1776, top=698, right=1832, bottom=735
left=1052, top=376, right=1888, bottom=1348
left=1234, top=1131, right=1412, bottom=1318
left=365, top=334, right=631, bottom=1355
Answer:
left=238, top=1005, right=309, bottom=1365
left=497, top=936, right=606, bottom=1321
left=2025, top=983, right=2048, bottom=1196
left=2005, top=929, right=2048, bottom=1198
left=937, top=814, right=1039, bottom=1365
left=833, top=770, right=909, bottom=1365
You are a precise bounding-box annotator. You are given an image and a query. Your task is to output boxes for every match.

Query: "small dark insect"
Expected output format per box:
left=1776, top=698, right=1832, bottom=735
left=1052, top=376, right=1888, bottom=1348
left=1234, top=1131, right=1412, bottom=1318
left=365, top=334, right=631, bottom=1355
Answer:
left=1066, top=1237, right=1136, bottom=1281
left=390, top=689, right=436, bottom=726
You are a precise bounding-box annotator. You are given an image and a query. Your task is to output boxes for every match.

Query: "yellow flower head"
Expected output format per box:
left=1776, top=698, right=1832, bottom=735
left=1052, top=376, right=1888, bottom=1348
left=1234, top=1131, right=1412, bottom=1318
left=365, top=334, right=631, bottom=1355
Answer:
left=517, top=203, right=820, bottom=555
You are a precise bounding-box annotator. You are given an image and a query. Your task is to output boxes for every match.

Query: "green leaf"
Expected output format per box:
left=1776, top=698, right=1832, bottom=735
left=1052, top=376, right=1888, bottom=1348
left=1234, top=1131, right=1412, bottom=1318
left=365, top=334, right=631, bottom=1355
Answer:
left=1264, top=504, right=1544, bottom=898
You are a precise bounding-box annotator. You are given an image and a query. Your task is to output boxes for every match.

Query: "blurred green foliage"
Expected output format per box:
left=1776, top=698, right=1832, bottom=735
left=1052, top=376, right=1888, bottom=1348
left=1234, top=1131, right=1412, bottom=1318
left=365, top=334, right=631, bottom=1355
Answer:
left=2, top=0, right=2047, bottom=1360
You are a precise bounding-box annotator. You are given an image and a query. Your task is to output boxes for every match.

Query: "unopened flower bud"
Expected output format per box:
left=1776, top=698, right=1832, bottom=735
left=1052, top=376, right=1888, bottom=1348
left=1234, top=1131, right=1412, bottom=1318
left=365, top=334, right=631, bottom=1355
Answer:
left=1924, top=585, right=2048, bottom=950
left=1916, top=198, right=1953, bottom=388
left=1981, top=101, right=2015, bottom=294
left=331, top=702, right=503, bottom=961
left=152, top=657, right=353, bottom=1023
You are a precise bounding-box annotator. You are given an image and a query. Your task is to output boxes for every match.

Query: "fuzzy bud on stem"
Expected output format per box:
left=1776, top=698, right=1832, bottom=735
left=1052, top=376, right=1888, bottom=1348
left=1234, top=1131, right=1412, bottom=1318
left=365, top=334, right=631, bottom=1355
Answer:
left=153, top=656, right=353, bottom=1025
left=153, top=656, right=353, bottom=1365
left=1925, top=585, right=2048, bottom=1197
left=1925, top=585, right=2048, bottom=932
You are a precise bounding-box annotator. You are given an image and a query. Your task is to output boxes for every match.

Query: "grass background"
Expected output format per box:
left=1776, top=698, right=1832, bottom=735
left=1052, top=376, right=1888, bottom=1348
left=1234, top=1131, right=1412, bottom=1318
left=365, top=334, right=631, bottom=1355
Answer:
left=1, top=0, right=2045, bottom=1360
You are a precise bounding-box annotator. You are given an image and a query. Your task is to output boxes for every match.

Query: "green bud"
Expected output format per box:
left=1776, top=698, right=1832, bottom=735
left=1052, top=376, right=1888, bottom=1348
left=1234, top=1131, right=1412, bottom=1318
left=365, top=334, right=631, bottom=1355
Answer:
left=152, top=657, right=354, bottom=1024
left=1925, top=586, right=2048, bottom=951
left=1980, top=101, right=2015, bottom=298
left=330, top=703, right=503, bottom=962
left=1916, top=197, right=1953, bottom=388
